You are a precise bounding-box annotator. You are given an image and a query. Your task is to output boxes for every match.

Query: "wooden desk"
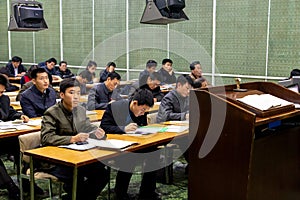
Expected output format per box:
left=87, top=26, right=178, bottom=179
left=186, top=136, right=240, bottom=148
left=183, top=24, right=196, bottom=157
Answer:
left=8, top=76, right=21, bottom=83
left=88, top=110, right=105, bottom=122
left=189, top=82, right=300, bottom=200
left=10, top=101, right=21, bottom=111
left=25, top=127, right=188, bottom=200
left=0, top=119, right=41, bottom=139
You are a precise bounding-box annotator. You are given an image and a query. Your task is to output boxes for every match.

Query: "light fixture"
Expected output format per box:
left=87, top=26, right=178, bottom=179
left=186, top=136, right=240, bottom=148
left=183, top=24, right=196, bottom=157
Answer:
left=140, top=0, right=189, bottom=25
left=8, top=0, right=48, bottom=31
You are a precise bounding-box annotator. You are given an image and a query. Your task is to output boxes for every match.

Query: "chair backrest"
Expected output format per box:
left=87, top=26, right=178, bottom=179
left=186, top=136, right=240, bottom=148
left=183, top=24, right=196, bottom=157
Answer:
left=147, top=112, right=158, bottom=124
left=18, top=131, right=41, bottom=163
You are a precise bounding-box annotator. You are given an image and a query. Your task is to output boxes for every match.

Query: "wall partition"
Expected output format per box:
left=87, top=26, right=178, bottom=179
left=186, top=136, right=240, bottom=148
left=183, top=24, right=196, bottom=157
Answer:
left=1, top=0, right=300, bottom=85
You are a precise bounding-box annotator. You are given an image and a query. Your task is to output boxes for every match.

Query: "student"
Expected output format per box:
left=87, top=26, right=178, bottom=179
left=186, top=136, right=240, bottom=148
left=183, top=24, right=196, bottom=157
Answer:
left=38, top=57, right=58, bottom=84
left=129, top=72, right=164, bottom=102
left=139, top=60, right=157, bottom=81
left=99, top=61, right=116, bottom=82
left=55, top=61, right=74, bottom=79
left=157, top=58, right=176, bottom=85
left=189, top=61, right=209, bottom=88
left=83, top=60, right=98, bottom=83
left=0, top=159, right=20, bottom=200
left=100, top=89, right=161, bottom=200
left=20, top=68, right=57, bottom=118
left=5, top=56, right=27, bottom=77
left=20, top=64, right=39, bottom=87
left=87, top=72, right=122, bottom=110
left=0, top=74, right=29, bottom=122
left=41, top=78, right=109, bottom=200
left=156, top=75, right=192, bottom=123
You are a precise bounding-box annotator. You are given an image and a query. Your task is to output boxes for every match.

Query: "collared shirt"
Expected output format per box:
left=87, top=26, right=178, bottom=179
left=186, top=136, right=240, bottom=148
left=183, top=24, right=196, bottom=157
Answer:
left=5, top=62, right=27, bottom=77
left=41, top=101, right=98, bottom=146
left=86, top=83, right=122, bottom=110
left=157, top=68, right=176, bottom=84
left=157, top=90, right=189, bottom=123
left=20, top=85, right=57, bottom=118
left=100, top=99, right=148, bottom=134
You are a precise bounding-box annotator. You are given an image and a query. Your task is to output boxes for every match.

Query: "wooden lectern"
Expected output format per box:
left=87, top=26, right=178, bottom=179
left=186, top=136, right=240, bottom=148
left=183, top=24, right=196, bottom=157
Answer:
left=189, top=82, right=300, bottom=200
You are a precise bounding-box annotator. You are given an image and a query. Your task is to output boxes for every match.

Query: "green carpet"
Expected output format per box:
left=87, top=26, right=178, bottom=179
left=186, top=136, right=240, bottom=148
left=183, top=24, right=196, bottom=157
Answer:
left=0, top=155, right=187, bottom=200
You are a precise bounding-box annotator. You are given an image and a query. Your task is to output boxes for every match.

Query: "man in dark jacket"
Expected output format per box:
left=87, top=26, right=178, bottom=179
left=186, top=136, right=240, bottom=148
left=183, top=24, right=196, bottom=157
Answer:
left=157, top=58, right=176, bottom=85
left=156, top=75, right=192, bottom=123
left=99, top=61, right=116, bottom=82
left=100, top=89, right=161, bottom=200
left=87, top=72, right=122, bottom=110
left=5, top=56, right=27, bottom=77
left=20, top=68, right=56, bottom=118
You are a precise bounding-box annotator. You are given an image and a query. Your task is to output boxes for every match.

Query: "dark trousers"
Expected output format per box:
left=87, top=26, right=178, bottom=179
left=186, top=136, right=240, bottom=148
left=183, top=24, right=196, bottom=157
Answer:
left=113, top=148, right=160, bottom=196
left=49, top=162, right=109, bottom=200
left=0, top=137, right=20, bottom=175
left=0, top=159, right=13, bottom=188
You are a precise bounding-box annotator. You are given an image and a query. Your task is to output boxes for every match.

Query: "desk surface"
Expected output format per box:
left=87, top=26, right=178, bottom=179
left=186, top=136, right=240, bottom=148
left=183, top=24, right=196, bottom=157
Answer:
left=24, top=126, right=188, bottom=167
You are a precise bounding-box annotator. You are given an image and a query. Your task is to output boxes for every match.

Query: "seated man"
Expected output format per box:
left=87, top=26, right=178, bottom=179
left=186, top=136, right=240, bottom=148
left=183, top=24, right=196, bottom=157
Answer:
left=100, top=89, right=161, bottom=200
left=157, top=75, right=192, bottom=123
left=41, top=78, right=109, bottom=200
left=20, top=68, right=57, bottom=118
left=38, top=57, right=59, bottom=84
left=139, top=59, right=157, bottom=81
left=189, top=61, right=209, bottom=88
left=5, top=56, right=27, bottom=77
left=129, top=72, right=164, bottom=102
left=157, top=58, right=176, bottom=85
left=87, top=72, right=122, bottom=110
left=99, top=61, right=116, bottom=82
left=55, top=61, right=74, bottom=79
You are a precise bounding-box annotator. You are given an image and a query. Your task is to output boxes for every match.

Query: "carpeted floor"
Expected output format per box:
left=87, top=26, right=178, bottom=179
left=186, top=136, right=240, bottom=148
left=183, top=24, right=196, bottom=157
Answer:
left=0, top=155, right=188, bottom=200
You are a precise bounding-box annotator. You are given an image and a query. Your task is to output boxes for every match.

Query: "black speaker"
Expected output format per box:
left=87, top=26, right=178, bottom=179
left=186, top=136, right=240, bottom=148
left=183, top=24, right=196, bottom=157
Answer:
left=140, top=0, right=188, bottom=25
left=8, top=1, right=48, bottom=31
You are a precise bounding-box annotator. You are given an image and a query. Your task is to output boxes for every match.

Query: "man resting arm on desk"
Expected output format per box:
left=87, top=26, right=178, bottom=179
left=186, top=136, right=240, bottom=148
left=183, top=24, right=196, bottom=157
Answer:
left=41, top=78, right=108, bottom=200
left=100, top=89, right=162, bottom=200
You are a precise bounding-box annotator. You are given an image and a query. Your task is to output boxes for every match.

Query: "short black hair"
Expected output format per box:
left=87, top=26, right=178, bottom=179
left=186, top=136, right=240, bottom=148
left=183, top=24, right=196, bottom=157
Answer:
left=130, top=88, right=154, bottom=107
left=79, top=70, right=92, bottom=80
left=162, top=58, right=173, bottom=65
left=59, top=61, right=67, bottom=66
left=59, top=78, right=81, bottom=93
left=46, top=57, right=57, bottom=65
left=11, top=56, right=22, bottom=63
left=106, top=61, right=116, bottom=68
left=107, top=72, right=121, bottom=80
left=31, top=68, right=48, bottom=79
left=86, top=60, right=97, bottom=69
left=0, top=67, right=11, bottom=77
left=149, top=71, right=162, bottom=82
left=190, top=61, right=201, bottom=70
left=0, top=74, right=9, bottom=88
left=176, top=75, right=192, bottom=88
left=146, top=60, right=157, bottom=68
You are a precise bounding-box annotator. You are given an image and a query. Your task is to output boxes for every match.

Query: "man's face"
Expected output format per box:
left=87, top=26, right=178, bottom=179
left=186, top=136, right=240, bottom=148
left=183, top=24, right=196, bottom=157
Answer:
left=177, top=82, right=191, bottom=98
left=148, top=66, right=156, bottom=74
left=192, top=64, right=202, bottom=77
left=0, top=84, right=5, bottom=97
left=107, top=66, right=115, bottom=73
left=147, top=78, right=161, bottom=90
left=46, top=62, right=56, bottom=70
left=33, top=72, right=49, bottom=92
left=59, top=63, right=67, bottom=72
left=88, top=65, right=96, bottom=73
left=105, top=77, right=120, bottom=91
left=60, top=86, right=81, bottom=110
left=131, top=100, right=150, bottom=117
left=12, top=61, right=20, bottom=68
left=162, top=62, right=173, bottom=72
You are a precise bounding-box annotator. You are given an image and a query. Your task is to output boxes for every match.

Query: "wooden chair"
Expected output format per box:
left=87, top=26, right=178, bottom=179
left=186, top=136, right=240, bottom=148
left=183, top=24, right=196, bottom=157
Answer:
left=18, top=131, right=63, bottom=200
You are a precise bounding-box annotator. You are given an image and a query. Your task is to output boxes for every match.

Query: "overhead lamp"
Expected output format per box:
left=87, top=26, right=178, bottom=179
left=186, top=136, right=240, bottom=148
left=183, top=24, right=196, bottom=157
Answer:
left=8, top=0, right=48, bottom=31
left=140, top=0, right=189, bottom=25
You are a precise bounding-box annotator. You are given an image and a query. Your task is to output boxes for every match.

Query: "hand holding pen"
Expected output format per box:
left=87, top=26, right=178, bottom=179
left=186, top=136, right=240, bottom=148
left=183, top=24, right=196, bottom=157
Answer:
left=125, top=123, right=138, bottom=133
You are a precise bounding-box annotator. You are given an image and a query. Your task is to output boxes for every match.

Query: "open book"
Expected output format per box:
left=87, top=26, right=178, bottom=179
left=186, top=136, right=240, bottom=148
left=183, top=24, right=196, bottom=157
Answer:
left=127, top=125, right=189, bottom=135
left=237, top=94, right=294, bottom=111
left=59, top=138, right=138, bottom=151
